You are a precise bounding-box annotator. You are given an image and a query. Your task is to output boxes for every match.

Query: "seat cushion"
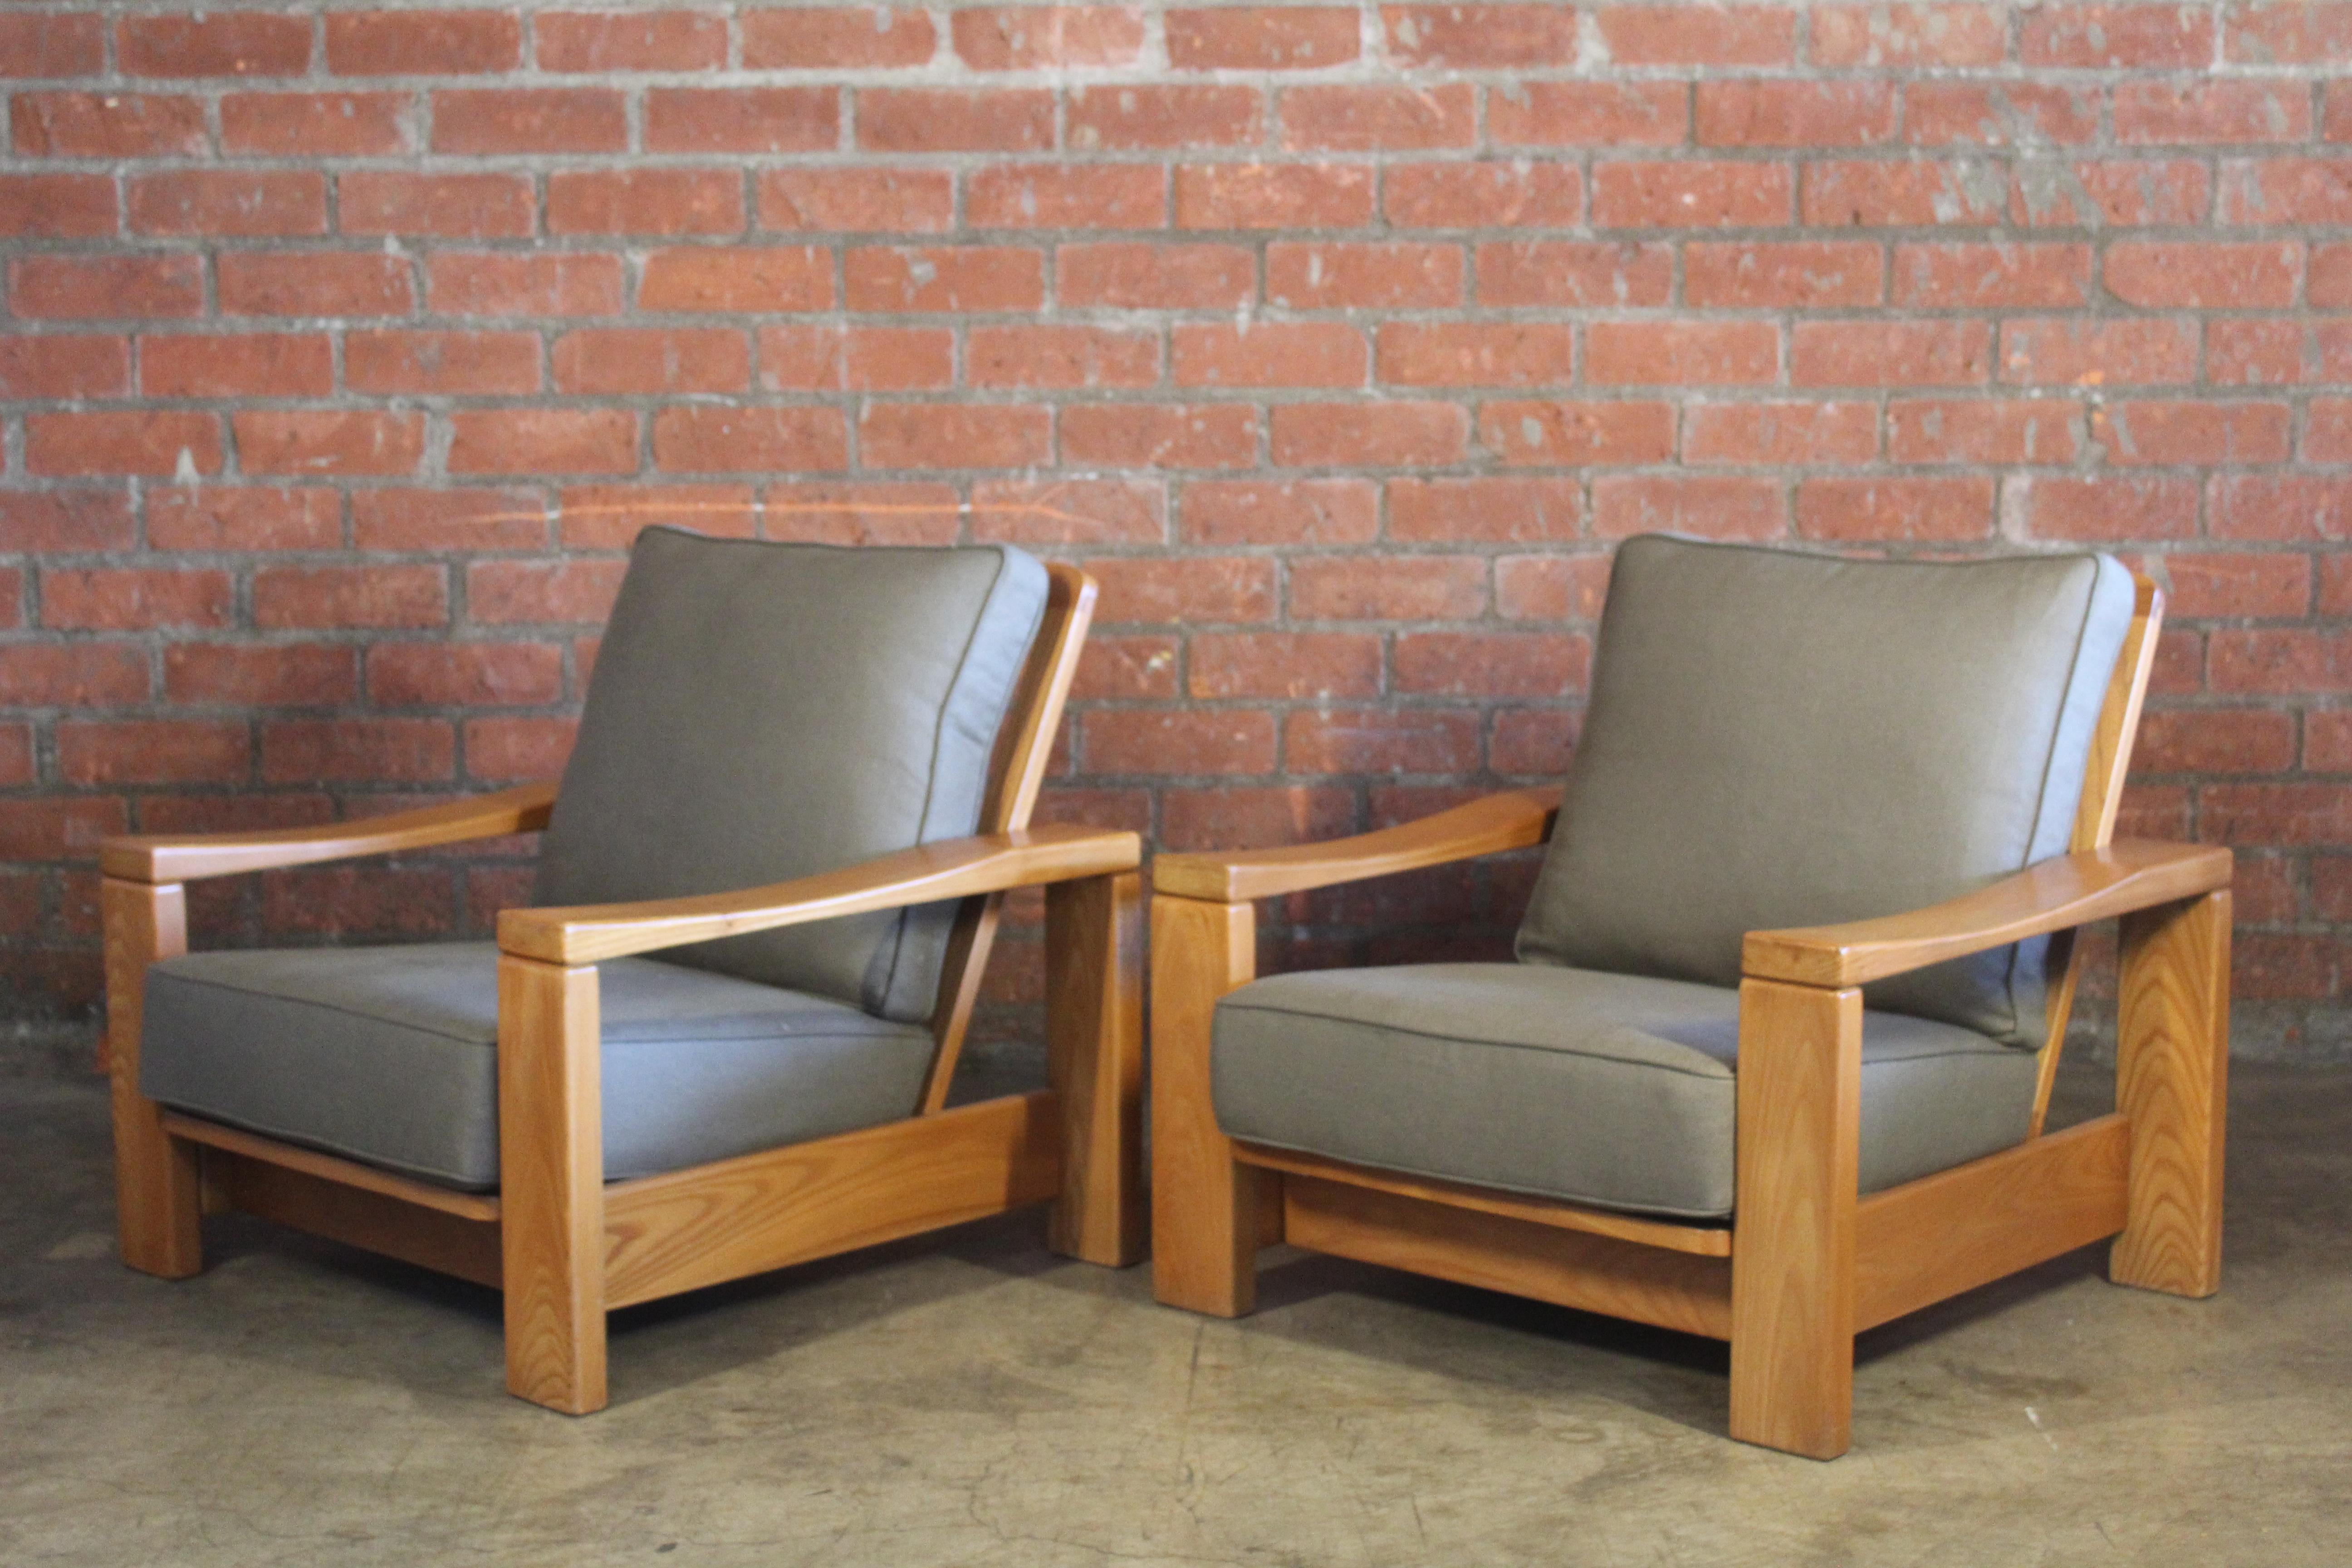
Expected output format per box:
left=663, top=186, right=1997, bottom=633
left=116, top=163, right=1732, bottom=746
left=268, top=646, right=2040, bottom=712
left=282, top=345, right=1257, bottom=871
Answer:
left=1518, top=535, right=2136, bottom=1049
left=1211, top=964, right=2039, bottom=1220
left=139, top=943, right=938, bottom=1192
left=536, top=528, right=1049, bottom=1023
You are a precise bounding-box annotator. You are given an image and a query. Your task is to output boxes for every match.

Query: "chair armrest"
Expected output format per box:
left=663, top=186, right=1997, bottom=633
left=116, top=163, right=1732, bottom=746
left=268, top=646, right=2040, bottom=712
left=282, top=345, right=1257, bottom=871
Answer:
left=1150, top=786, right=1562, bottom=905
left=1741, top=839, right=2234, bottom=990
left=100, top=781, right=559, bottom=884
left=497, top=824, right=1142, bottom=965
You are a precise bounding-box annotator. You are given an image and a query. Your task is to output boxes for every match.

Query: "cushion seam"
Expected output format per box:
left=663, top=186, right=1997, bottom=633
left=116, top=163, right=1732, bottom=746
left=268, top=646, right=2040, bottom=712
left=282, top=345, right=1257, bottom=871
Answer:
left=150, top=969, right=495, bottom=1045
left=1216, top=998, right=1737, bottom=1078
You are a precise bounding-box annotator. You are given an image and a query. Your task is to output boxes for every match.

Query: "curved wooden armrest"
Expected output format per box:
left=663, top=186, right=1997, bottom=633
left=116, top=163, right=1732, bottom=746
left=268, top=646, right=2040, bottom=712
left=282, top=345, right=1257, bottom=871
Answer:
left=498, top=824, right=1142, bottom=965
left=1150, top=786, right=1562, bottom=905
left=101, top=781, right=559, bottom=884
left=1741, top=839, right=2234, bottom=990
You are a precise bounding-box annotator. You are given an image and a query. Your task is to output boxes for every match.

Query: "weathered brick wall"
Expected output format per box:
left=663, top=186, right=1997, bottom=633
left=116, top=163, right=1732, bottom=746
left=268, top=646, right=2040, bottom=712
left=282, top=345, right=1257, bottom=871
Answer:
left=1, top=2, right=2347, bottom=1058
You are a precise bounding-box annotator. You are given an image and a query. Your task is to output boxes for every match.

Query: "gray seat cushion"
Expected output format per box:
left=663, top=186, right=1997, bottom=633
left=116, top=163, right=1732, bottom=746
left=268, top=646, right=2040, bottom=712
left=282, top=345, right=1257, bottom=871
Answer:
left=1519, top=535, right=2136, bottom=1049
left=536, top=528, right=1049, bottom=1024
left=140, top=943, right=937, bottom=1192
left=1212, top=964, right=2039, bottom=1221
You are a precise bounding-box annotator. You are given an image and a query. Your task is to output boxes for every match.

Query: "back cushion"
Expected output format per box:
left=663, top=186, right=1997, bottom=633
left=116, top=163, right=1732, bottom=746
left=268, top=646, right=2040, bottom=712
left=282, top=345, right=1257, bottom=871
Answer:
left=536, top=529, right=1049, bottom=1022
left=1517, top=535, right=2136, bottom=1049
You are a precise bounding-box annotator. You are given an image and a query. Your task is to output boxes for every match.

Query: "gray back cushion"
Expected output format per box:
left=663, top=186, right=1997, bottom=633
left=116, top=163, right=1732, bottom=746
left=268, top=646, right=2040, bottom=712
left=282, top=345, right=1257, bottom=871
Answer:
left=1517, top=535, right=2136, bottom=1049
left=536, top=529, right=1049, bottom=1022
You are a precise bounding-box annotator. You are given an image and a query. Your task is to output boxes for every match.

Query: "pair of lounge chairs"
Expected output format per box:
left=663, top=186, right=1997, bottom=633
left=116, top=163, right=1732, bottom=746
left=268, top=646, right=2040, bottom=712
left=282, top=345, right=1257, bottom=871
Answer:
left=103, top=529, right=2230, bottom=1458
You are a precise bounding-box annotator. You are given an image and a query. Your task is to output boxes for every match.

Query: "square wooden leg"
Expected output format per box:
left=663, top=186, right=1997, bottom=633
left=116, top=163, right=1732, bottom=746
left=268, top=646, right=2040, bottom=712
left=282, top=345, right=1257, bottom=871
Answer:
left=1729, top=978, right=1862, bottom=1460
left=497, top=954, right=607, bottom=1415
left=1046, top=870, right=1146, bottom=1268
left=2112, top=888, right=2230, bottom=1298
left=105, top=877, right=202, bottom=1279
left=1148, top=894, right=1261, bottom=1319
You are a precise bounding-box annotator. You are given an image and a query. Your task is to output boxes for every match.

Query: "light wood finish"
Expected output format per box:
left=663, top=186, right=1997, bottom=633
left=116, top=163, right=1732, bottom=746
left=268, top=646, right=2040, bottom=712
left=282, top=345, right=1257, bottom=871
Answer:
left=1854, top=1114, right=2129, bottom=1332
left=105, top=876, right=200, bottom=1278
left=497, top=955, right=605, bottom=1416
left=1282, top=1176, right=1733, bottom=1340
left=2112, top=889, right=2230, bottom=1298
left=603, top=1090, right=1061, bottom=1309
left=1150, top=787, right=1561, bottom=904
left=160, top=1113, right=500, bottom=1223
left=216, top=1152, right=504, bottom=1290
left=1740, top=839, right=2230, bottom=990
left=1233, top=1142, right=1732, bottom=1258
left=497, top=825, right=1141, bottom=966
left=1728, top=979, right=1862, bottom=1460
left=1044, top=870, right=1146, bottom=1268
left=102, top=781, right=556, bottom=884
left=1148, top=894, right=1264, bottom=1318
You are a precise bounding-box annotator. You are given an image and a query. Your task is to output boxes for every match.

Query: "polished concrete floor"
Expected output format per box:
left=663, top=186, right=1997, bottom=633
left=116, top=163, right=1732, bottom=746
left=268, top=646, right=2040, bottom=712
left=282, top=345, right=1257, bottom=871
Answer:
left=4, top=1060, right=2349, bottom=1568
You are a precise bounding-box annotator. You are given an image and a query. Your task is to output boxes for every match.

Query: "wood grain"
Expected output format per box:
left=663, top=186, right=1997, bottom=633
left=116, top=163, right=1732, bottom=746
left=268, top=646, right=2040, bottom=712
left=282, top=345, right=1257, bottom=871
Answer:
left=219, top=1153, right=503, bottom=1290
left=2112, top=889, right=2230, bottom=1299
left=1728, top=978, right=1862, bottom=1460
left=103, top=781, right=556, bottom=884
left=1045, top=871, right=1145, bottom=1268
left=497, top=955, right=606, bottom=1415
left=161, top=1112, right=501, bottom=1223
left=104, top=876, right=201, bottom=1279
left=1281, top=1176, right=1733, bottom=1340
left=603, top=1090, right=1061, bottom=1309
left=1150, top=787, right=1560, bottom=904
left=1148, top=893, right=1264, bottom=1318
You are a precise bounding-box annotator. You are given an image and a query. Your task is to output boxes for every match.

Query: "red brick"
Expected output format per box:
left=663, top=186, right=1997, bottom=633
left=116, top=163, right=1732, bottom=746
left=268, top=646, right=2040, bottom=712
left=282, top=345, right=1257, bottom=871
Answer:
left=643, top=88, right=837, bottom=154
left=546, top=169, right=741, bottom=236
left=2225, top=2, right=2352, bottom=62
left=970, top=324, right=1158, bottom=389
left=120, top=11, right=311, bottom=76
left=1085, top=556, right=1276, bottom=623
left=325, top=10, right=521, bottom=74
left=757, top=168, right=955, bottom=233
left=1281, top=83, right=1475, bottom=152
left=41, top=568, right=232, bottom=631
left=1480, top=400, right=1677, bottom=466
left=1173, top=322, right=1367, bottom=388
left=757, top=325, right=955, bottom=392
left=536, top=10, right=728, bottom=71
left=1173, top=7, right=1358, bottom=67
left=1058, top=242, right=1256, bottom=308
left=1474, top=241, right=1673, bottom=307
left=1796, top=475, right=1993, bottom=541
left=263, top=864, right=460, bottom=936
left=466, top=560, right=627, bottom=624
left=1587, top=321, right=1777, bottom=387
left=0, top=799, right=127, bottom=861
left=860, top=88, right=1054, bottom=152
left=1684, top=240, right=1882, bottom=307
left=1186, top=632, right=1379, bottom=701
left=1685, top=402, right=1878, bottom=466
left=432, top=88, right=626, bottom=154
left=27, top=411, right=221, bottom=477
left=1793, top=321, right=1989, bottom=387
left=1285, top=708, right=1480, bottom=776
left=652, top=406, right=848, bottom=474
left=222, top=92, right=410, bottom=156
left=558, top=484, right=756, bottom=548
left=970, top=477, right=1164, bottom=546
left=0, top=335, right=129, bottom=399
left=1401, top=632, right=1589, bottom=699
left=2106, top=241, right=2300, bottom=309
left=2314, top=716, right=2352, bottom=774
left=760, top=482, right=964, bottom=546
left=263, top=720, right=455, bottom=785
left=1904, top=83, right=2100, bottom=146
left=352, top=487, right=546, bottom=552
left=147, top=488, right=338, bottom=553
left=2117, top=81, right=2311, bottom=145
left=1385, top=4, right=1581, bottom=64
left=845, top=247, right=1040, bottom=314
left=1087, top=710, right=1277, bottom=776
left=2012, top=160, right=2210, bottom=227
left=1594, top=5, right=1797, bottom=64
left=1070, top=85, right=1262, bottom=150
left=968, top=164, right=1166, bottom=230
left=2318, top=247, right=2352, bottom=305
left=450, top=409, right=637, bottom=476
left=2093, top=401, right=2290, bottom=467
left=235, top=411, right=424, bottom=477
left=2134, top=709, right=2297, bottom=775
left=58, top=721, right=248, bottom=786
left=1497, top=553, right=1612, bottom=622
left=1159, top=784, right=1353, bottom=850
left=1386, top=163, right=1583, bottom=229
left=12, top=92, right=207, bottom=157
left=641, top=246, right=832, bottom=313
left=1893, top=242, right=2090, bottom=309
left=219, top=252, right=414, bottom=317
left=1699, top=81, right=1895, bottom=147
left=1887, top=399, right=2080, bottom=465
left=2015, top=475, right=2201, bottom=543
left=1593, top=159, right=1794, bottom=227
left=553, top=327, right=748, bottom=395
left=367, top=642, right=563, bottom=707
left=0, top=15, right=104, bottom=77
left=1181, top=479, right=1375, bottom=545
left=2218, top=157, right=2352, bottom=225
left=347, top=329, right=541, bottom=395
left=428, top=252, right=623, bottom=316
left=742, top=7, right=936, bottom=67
left=2161, top=553, right=2310, bottom=619
left=0, top=173, right=113, bottom=238
left=1486, top=83, right=1685, bottom=150
left=1592, top=474, right=1786, bottom=541
left=254, top=565, right=446, bottom=630
left=1176, top=163, right=1374, bottom=228
left=859, top=404, right=1050, bottom=470
left=464, top=717, right=577, bottom=782
left=0, top=643, right=148, bottom=706
left=2205, top=319, right=2313, bottom=387
left=130, top=172, right=326, bottom=237
left=139, top=333, right=333, bottom=399
left=1803, top=160, right=2006, bottom=226
left=1999, top=317, right=2200, bottom=387
left=2021, top=5, right=2213, bottom=67
left=952, top=6, right=1144, bottom=68
left=2213, top=630, right=2352, bottom=696
left=1064, top=404, right=1259, bottom=470
left=1388, top=477, right=1580, bottom=544
left=2307, top=398, right=2352, bottom=462
left=1271, top=402, right=1467, bottom=467
left=1289, top=555, right=1485, bottom=620
left=1809, top=5, right=2007, bottom=65
left=2204, top=786, right=2352, bottom=852
left=9, top=255, right=204, bottom=320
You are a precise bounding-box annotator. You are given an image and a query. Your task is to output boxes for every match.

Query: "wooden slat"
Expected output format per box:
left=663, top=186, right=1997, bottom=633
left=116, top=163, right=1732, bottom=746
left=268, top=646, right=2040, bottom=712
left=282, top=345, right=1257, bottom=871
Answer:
left=219, top=1153, right=503, bottom=1290
left=601, top=1090, right=1063, bottom=1310
left=103, top=781, right=556, bottom=884
left=2112, top=890, right=2230, bottom=1298
left=1147, top=894, right=1264, bottom=1318
left=161, top=1112, right=501, bottom=1222
left=498, top=955, right=605, bottom=1415
left=104, top=876, right=201, bottom=1277
left=1280, top=1176, right=1733, bottom=1341
left=1854, top=1115, right=2130, bottom=1332
left=1044, top=870, right=1146, bottom=1268
left=1232, top=1142, right=1732, bottom=1258
left=1150, top=787, right=1561, bottom=904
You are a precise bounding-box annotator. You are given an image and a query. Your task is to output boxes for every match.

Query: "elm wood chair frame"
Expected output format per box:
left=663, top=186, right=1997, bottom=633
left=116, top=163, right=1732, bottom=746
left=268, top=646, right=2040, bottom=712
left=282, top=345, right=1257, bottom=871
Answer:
left=104, top=564, right=1145, bottom=1416
left=1149, top=577, right=2233, bottom=1459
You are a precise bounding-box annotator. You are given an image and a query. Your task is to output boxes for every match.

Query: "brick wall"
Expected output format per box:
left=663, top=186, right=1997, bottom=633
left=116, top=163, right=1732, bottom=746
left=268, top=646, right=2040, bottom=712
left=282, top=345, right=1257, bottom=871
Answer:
left=1, top=2, right=2348, bottom=1059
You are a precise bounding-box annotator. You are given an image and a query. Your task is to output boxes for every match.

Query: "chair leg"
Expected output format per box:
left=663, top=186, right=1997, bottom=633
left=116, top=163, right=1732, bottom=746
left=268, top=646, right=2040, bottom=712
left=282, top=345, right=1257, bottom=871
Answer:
left=1728, top=978, right=1862, bottom=1460
left=1148, top=894, right=1262, bottom=1318
left=104, top=877, right=202, bottom=1279
left=1046, top=870, right=1146, bottom=1267
left=497, top=954, right=607, bottom=1415
left=2112, top=889, right=2230, bottom=1298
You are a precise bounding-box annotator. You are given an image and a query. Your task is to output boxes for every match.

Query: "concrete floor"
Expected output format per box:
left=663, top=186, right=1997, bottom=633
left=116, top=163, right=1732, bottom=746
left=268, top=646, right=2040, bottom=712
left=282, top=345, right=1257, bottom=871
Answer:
left=4, top=1060, right=2348, bottom=1568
